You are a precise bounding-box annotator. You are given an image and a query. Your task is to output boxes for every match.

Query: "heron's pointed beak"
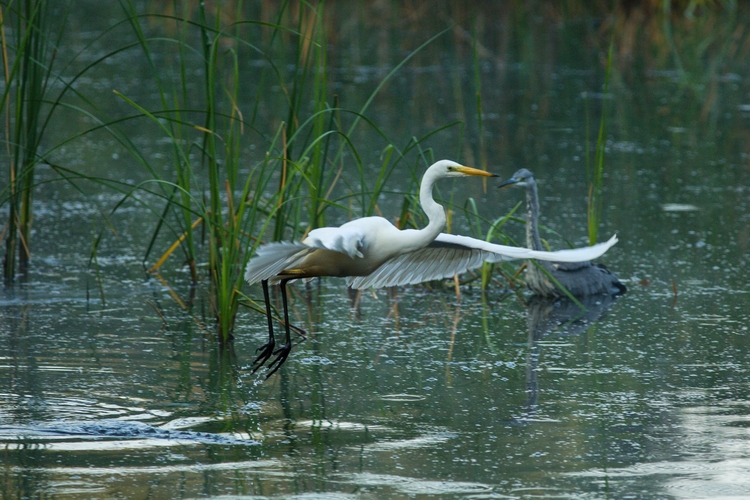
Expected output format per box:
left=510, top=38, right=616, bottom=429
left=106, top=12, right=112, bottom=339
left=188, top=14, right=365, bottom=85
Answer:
left=497, top=176, right=520, bottom=189
left=455, top=166, right=498, bottom=177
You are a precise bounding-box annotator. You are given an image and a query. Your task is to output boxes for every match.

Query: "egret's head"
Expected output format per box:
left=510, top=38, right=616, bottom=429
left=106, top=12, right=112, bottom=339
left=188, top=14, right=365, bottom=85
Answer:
left=428, top=159, right=497, bottom=179
left=497, top=168, right=535, bottom=189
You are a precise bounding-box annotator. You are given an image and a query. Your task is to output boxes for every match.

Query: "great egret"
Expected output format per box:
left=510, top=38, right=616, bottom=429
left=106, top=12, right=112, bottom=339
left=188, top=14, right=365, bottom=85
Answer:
left=245, top=160, right=620, bottom=377
left=497, top=168, right=627, bottom=297
left=245, top=160, right=493, bottom=374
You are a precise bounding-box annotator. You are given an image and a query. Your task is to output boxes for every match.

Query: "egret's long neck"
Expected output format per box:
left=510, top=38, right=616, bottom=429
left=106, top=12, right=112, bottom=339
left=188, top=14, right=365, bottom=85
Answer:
left=526, top=180, right=544, bottom=251
left=395, top=173, right=446, bottom=253
left=420, top=174, right=446, bottom=236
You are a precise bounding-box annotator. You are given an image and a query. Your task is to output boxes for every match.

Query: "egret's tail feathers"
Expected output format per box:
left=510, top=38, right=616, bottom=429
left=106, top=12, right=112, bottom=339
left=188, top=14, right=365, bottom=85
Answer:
left=244, top=242, right=314, bottom=285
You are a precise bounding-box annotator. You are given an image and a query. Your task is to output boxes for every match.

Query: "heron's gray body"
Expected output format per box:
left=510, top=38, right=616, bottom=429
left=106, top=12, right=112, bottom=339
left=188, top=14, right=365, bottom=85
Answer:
left=502, top=169, right=626, bottom=298
left=526, top=258, right=625, bottom=297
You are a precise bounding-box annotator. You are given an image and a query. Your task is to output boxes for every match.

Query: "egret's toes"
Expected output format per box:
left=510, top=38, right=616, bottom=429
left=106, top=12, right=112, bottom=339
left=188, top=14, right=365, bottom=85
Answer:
left=251, top=341, right=275, bottom=373
left=264, top=343, right=292, bottom=378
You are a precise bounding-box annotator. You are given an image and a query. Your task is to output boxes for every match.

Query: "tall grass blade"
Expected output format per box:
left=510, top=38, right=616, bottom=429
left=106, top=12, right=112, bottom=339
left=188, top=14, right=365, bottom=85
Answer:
left=587, top=40, right=614, bottom=245
left=472, top=22, right=487, bottom=181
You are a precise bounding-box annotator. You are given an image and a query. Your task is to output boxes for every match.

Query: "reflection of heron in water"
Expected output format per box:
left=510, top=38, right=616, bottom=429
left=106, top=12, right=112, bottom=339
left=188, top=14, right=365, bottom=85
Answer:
left=520, top=293, right=622, bottom=422
left=498, top=169, right=627, bottom=298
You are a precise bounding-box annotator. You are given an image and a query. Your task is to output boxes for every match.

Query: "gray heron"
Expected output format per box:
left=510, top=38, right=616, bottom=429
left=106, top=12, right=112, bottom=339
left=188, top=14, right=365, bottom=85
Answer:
left=498, top=168, right=627, bottom=298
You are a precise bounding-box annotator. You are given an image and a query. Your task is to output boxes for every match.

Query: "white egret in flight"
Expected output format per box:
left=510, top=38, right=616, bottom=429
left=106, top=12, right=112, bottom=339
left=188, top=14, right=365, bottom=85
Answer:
left=497, top=168, right=626, bottom=297
left=245, top=160, right=619, bottom=376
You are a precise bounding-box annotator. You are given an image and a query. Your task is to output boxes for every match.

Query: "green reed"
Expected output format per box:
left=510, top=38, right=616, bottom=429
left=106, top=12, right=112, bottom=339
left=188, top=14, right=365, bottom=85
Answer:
left=0, top=0, right=56, bottom=282
left=586, top=40, right=613, bottom=246
left=1, top=0, right=154, bottom=285
left=472, top=21, right=487, bottom=175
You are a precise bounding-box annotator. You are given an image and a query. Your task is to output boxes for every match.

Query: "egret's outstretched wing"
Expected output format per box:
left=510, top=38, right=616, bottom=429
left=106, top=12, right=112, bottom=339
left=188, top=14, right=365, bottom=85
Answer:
left=244, top=242, right=314, bottom=285
left=435, top=233, right=619, bottom=263
left=346, top=233, right=619, bottom=290
left=347, top=238, right=496, bottom=289
left=526, top=233, right=618, bottom=263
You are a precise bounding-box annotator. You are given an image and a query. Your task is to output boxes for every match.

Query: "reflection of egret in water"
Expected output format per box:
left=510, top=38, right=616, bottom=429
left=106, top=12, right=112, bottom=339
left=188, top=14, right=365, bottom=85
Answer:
left=519, top=294, right=623, bottom=423
left=498, top=169, right=627, bottom=298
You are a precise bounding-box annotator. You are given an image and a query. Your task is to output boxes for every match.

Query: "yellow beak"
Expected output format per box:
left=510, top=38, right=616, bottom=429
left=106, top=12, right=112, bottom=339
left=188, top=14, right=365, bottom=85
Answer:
left=455, top=166, right=498, bottom=178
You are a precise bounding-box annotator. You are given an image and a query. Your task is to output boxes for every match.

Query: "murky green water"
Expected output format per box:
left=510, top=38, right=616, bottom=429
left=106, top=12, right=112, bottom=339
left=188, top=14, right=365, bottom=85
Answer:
left=3, top=2, right=750, bottom=499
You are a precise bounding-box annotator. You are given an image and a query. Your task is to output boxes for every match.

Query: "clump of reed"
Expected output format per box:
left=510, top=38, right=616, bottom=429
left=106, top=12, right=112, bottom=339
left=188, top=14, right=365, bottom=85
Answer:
left=1, top=0, right=56, bottom=282
left=110, top=1, right=470, bottom=343
left=111, top=1, right=330, bottom=342
left=1, top=0, right=132, bottom=284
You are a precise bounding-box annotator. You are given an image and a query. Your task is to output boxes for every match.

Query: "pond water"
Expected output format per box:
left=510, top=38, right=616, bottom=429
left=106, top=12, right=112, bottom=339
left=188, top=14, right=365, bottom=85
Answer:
left=2, top=2, right=750, bottom=499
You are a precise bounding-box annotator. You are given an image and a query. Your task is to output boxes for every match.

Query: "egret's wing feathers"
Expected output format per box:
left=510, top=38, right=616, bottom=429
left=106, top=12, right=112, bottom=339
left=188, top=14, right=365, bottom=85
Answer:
left=247, top=233, right=619, bottom=288
left=431, top=234, right=536, bottom=262
left=433, top=233, right=619, bottom=263
left=531, top=234, right=619, bottom=263
left=304, top=226, right=366, bottom=259
left=347, top=241, right=492, bottom=289
left=347, top=233, right=619, bottom=290
left=244, top=242, right=314, bottom=285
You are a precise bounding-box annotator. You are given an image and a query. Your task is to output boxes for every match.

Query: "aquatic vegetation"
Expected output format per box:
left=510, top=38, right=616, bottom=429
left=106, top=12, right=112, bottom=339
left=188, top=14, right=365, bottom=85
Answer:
left=1, top=0, right=59, bottom=282
left=585, top=40, right=613, bottom=247
left=1, top=0, right=744, bottom=341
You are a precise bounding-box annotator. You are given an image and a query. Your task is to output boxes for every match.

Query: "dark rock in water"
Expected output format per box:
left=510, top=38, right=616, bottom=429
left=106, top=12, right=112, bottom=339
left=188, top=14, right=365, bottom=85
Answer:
left=3, top=420, right=259, bottom=446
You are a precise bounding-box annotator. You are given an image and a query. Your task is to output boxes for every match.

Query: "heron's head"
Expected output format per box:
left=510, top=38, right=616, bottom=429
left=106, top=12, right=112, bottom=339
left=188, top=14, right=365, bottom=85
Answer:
left=427, top=160, right=497, bottom=179
left=497, top=168, right=535, bottom=189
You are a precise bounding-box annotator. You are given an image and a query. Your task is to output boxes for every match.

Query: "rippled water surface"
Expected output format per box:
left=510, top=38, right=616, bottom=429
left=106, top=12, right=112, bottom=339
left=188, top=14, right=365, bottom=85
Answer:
left=2, top=2, right=750, bottom=499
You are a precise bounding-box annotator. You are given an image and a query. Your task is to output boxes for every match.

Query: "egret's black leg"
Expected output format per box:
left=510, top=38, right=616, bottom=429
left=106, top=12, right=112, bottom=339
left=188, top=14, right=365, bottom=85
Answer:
left=266, top=279, right=293, bottom=377
left=252, top=279, right=276, bottom=372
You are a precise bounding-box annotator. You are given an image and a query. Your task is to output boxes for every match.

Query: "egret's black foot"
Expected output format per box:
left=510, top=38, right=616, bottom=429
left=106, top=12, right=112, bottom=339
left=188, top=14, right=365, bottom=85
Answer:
left=251, top=340, right=275, bottom=373
left=264, top=343, right=292, bottom=378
